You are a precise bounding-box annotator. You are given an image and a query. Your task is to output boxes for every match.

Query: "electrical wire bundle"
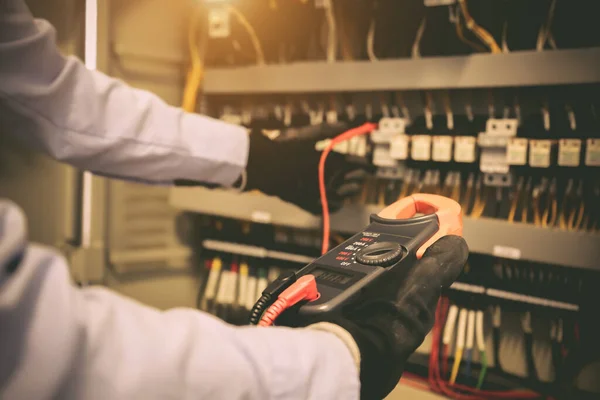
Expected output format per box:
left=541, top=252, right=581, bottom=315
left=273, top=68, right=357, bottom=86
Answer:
left=355, top=168, right=599, bottom=232
left=415, top=298, right=547, bottom=400
left=198, top=254, right=279, bottom=325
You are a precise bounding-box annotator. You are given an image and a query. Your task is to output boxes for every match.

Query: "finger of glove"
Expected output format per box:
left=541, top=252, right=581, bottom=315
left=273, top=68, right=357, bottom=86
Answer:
left=281, top=122, right=350, bottom=142
left=335, top=182, right=363, bottom=198
left=326, top=164, right=371, bottom=190
left=417, top=235, right=468, bottom=288
left=343, top=168, right=372, bottom=182
left=394, top=235, right=468, bottom=307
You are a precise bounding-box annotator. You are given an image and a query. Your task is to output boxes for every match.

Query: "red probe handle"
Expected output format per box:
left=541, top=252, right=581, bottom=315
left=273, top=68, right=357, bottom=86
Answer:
left=377, top=194, right=463, bottom=259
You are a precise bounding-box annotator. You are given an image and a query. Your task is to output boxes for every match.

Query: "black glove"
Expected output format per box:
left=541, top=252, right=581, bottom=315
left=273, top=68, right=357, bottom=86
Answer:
left=331, top=235, right=468, bottom=400
left=245, top=124, right=371, bottom=214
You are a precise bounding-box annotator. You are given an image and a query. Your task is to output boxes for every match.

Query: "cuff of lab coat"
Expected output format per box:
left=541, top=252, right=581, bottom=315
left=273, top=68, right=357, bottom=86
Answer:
left=307, top=322, right=361, bottom=372
left=177, top=113, right=250, bottom=187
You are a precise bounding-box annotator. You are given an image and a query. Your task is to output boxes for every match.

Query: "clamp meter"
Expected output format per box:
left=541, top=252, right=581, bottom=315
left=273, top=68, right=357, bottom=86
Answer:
left=278, top=194, right=462, bottom=326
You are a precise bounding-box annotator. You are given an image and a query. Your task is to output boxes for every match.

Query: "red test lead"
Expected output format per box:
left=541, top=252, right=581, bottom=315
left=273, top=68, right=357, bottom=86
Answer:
left=258, top=275, right=320, bottom=327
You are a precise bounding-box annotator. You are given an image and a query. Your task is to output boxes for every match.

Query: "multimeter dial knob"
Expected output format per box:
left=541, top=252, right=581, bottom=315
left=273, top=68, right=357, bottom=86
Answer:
left=355, top=242, right=404, bottom=267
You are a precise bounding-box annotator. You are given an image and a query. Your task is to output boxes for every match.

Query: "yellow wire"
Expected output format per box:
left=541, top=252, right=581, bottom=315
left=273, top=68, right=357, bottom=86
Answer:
left=547, top=198, right=558, bottom=227
left=574, top=203, right=585, bottom=230
left=508, top=178, right=523, bottom=223
left=450, top=347, right=464, bottom=384
left=228, top=6, right=266, bottom=65
left=559, top=180, right=574, bottom=229
left=181, top=5, right=265, bottom=113
left=181, top=5, right=204, bottom=112
left=240, top=261, right=249, bottom=277
left=568, top=202, right=585, bottom=231
left=398, top=179, right=409, bottom=200
left=533, top=191, right=542, bottom=227
left=541, top=193, right=555, bottom=228
left=470, top=180, right=486, bottom=218
left=458, top=0, right=502, bottom=54
left=521, top=199, right=529, bottom=223
left=450, top=179, right=461, bottom=202
left=559, top=200, right=569, bottom=229
left=455, top=10, right=487, bottom=52
left=377, top=180, right=386, bottom=206
left=460, top=175, right=474, bottom=214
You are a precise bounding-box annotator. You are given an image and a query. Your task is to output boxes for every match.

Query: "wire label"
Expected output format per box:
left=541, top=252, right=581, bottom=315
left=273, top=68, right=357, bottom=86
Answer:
left=507, top=138, right=528, bottom=165
left=251, top=210, right=272, bottom=224
left=390, top=135, right=409, bottom=160
left=411, top=135, right=432, bottom=161
left=529, top=140, right=552, bottom=168
left=453, top=136, right=476, bottom=163
left=558, top=139, right=582, bottom=167
left=208, top=7, right=231, bottom=38
left=373, top=145, right=399, bottom=167
left=432, top=136, right=453, bottom=162
left=492, top=245, right=521, bottom=260
left=585, top=139, right=600, bottom=166
left=424, top=0, right=456, bottom=6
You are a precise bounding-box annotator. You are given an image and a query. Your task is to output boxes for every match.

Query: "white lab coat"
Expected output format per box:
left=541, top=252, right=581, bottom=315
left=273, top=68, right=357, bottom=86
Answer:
left=0, top=1, right=360, bottom=399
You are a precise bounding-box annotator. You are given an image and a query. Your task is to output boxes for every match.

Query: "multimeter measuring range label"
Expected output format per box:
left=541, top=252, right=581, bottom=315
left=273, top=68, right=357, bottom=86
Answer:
left=281, top=194, right=463, bottom=324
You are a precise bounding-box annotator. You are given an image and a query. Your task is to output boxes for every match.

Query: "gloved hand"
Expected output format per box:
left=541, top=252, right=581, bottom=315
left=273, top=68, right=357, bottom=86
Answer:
left=321, top=235, right=468, bottom=400
left=245, top=123, right=371, bottom=214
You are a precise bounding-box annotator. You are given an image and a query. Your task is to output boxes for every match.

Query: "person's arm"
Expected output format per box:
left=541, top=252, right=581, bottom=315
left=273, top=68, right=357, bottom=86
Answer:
left=0, top=200, right=360, bottom=399
left=0, top=0, right=247, bottom=186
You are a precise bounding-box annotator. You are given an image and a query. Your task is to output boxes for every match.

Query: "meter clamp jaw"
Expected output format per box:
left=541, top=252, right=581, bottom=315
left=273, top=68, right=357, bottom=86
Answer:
left=279, top=194, right=462, bottom=326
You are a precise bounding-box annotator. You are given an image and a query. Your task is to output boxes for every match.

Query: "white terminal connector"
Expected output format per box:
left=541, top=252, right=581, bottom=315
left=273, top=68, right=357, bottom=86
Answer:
left=466, top=310, right=476, bottom=350
left=456, top=309, right=468, bottom=349
left=443, top=305, right=459, bottom=345
left=475, top=310, right=486, bottom=352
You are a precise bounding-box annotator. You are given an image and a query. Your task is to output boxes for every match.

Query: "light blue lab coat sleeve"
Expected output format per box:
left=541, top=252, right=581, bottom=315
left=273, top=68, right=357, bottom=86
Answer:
left=0, top=0, right=248, bottom=186
left=0, top=200, right=360, bottom=400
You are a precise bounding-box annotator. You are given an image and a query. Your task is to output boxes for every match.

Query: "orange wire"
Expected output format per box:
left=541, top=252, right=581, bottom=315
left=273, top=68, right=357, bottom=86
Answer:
left=319, top=123, right=377, bottom=254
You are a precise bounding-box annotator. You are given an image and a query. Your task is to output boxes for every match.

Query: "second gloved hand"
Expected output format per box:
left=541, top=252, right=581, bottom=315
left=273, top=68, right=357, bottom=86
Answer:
left=313, top=235, right=468, bottom=400
left=245, top=124, right=371, bottom=215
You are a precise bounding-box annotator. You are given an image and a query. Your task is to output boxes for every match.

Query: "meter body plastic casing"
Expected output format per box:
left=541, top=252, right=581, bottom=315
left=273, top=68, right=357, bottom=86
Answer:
left=279, top=194, right=462, bottom=326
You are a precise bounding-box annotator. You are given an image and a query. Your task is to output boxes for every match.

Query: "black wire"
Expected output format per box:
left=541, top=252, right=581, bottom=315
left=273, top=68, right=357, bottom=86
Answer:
left=551, top=337, right=562, bottom=385
left=493, top=326, right=503, bottom=372
left=524, top=332, right=539, bottom=381
left=248, top=294, right=272, bottom=325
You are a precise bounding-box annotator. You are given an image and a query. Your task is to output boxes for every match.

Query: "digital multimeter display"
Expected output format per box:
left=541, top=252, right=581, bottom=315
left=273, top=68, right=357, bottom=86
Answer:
left=311, top=267, right=353, bottom=285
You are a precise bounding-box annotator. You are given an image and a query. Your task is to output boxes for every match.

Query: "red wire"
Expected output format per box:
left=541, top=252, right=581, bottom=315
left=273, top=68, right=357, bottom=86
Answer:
left=425, top=299, right=542, bottom=399
left=258, top=298, right=287, bottom=326
left=442, top=344, right=449, bottom=379
left=319, top=123, right=377, bottom=254
left=258, top=275, right=319, bottom=326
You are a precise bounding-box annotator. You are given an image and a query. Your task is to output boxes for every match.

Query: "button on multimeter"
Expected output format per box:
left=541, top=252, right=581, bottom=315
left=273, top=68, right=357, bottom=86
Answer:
left=355, top=241, right=404, bottom=267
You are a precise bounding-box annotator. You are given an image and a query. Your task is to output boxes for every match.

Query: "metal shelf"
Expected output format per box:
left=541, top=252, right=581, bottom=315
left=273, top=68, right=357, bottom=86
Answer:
left=203, top=48, right=600, bottom=94
left=169, top=187, right=600, bottom=271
